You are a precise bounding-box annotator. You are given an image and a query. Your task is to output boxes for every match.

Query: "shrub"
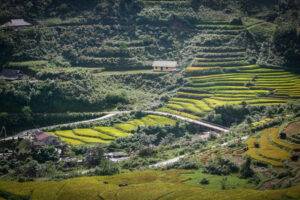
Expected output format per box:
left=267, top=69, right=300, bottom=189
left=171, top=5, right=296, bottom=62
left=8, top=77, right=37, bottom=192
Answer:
left=240, top=157, right=254, bottom=178
left=138, top=147, right=156, bottom=157
left=279, top=131, right=287, bottom=139
left=204, top=157, right=239, bottom=175
left=220, top=177, right=227, bottom=190
left=273, top=24, right=300, bottom=68
left=230, top=18, right=243, bottom=25
left=199, top=178, right=210, bottom=185
left=168, top=160, right=199, bottom=170
left=93, top=159, right=119, bottom=176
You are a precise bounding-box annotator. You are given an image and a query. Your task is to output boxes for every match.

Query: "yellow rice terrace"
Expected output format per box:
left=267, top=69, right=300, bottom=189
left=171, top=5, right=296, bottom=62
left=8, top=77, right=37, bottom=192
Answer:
left=0, top=1, right=300, bottom=200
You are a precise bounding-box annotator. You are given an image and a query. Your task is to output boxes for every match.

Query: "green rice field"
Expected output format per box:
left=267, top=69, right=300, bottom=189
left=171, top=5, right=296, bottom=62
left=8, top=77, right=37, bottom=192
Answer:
left=50, top=115, right=176, bottom=145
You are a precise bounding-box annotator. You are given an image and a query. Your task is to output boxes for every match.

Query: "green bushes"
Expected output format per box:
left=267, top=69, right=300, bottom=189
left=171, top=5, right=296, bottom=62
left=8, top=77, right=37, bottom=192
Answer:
left=199, top=178, right=210, bottom=185
left=240, top=158, right=254, bottom=178
left=0, top=190, right=30, bottom=200
left=109, top=122, right=199, bottom=152
left=203, top=157, right=239, bottom=175
left=92, top=160, right=119, bottom=176
left=273, top=24, right=300, bottom=69
left=168, top=159, right=199, bottom=170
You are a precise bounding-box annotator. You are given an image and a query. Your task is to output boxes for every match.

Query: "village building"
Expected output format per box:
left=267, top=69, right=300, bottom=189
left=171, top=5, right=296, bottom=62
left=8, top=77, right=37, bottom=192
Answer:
left=0, top=69, right=24, bottom=80
left=105, top=151, right=129, bottom=162
left=152, top=61, right=178, bottom=72
left=1, top=19, right=32, bottom=28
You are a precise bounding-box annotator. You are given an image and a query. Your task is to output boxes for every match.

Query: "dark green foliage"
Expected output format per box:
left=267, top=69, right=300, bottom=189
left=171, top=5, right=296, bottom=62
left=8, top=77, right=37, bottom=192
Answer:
left=0, top=112, right=104, bottom=137
left=0, top=0, right=141, bottom=22
left=0, top=33, right=13, bottom=66
left=273, top=24, right=300, bottom=69
left=204, top=157, right=239, bottom=175
left=239, top=0, right=255, bottom=15
left=32, top=146, right=59, bottom=163
left=204, top=104, right=300, bottom=127
left=17, top=159, right=40, bottom=178
left=240, top=157, right=254, bottom=178
left=199, top=178, right=210, bottom=185
left=111, top=122, right=200, bottom=152
left=279, top=131, right=287, bottom=139
left=93, top=159, right=119, bottom=176
left=168, top=159, right=199, bottom=170
left=0, top=190, right=30, bottom=200
left=191, top=0, right=231, bottom=11
left=85, top=145, right=105, bottom=167
left=138, top=147, right=156, bottom=157
left=205, top=105, right=252, bottom=127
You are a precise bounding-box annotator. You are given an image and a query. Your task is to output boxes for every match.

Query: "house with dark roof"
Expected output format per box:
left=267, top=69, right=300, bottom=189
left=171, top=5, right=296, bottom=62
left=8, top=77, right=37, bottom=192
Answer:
left=1, top=19, right=32, bottom=28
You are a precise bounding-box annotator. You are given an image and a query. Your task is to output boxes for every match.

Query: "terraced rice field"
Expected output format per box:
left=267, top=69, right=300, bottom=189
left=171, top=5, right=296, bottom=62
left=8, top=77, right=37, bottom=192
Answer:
left=245, top=126, right=300, bottom=167
left=1, top=170, right=300, bottom=200
left=283, top=120, right=300, bottom=142
left=51, top=21, right=300, bottom=145
left=159, top=21, right=300, bottom=120
left=50, top=115, right=176, bottom=145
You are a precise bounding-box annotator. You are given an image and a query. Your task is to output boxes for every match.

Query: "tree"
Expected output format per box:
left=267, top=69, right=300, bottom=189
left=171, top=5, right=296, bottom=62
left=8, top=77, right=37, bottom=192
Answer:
left=199, top=178, right=209, bottom=185
left=18, top=159, right=41, bottom=178
left=190, top=0, right=201, bottom=11
left=240, top=0, right=255, bottom=15
left=0, top=34, right=13, bottom=66
left=32, top=146, right=59, bottom=163
left=273, top=24, right=300, bottom=68
left=22, top=106, right=33, bottom=121
left=94, top=159, right=119, bottom=176
left=85, top=145, right=105, bottom=167
left=240, top=157, right=254, bottom=178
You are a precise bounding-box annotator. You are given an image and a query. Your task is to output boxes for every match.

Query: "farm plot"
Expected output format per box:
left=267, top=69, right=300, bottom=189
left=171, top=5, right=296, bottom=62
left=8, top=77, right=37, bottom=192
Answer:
left=245, top=126, right=300, bottom=167
left=163, top=24, right=300, bottom=119
left=50, top=115, right=176, bottom=145
left=165, top=56, right=300, bottom=119
left=1, top=169, right=300, bottom=200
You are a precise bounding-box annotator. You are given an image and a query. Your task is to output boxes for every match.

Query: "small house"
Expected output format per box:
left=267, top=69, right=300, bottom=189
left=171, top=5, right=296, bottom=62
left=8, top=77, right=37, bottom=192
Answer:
left=0, top=69, right=24, bottom=80
left=1, top=19, right=32, bottom=28
left=152, top=61, right=178, bottom=72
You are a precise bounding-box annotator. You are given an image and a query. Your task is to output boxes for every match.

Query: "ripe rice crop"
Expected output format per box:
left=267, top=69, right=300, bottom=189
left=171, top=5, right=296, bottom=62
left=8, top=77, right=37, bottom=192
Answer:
left=93, top=127, right=129, bottom=137
left=73, top=129, right=115, bottom=140
left=258, top=130, right=290, bottom=161
left=55, top=130, right=109, bottom=144
left=168, top=101, right=205, bottom=115
left=1, top=170, right=300, bottom=200
left=158, top=107, right=200, bottom=120
left=171, top=98, right=212, bottom=111
left=114, top=123, right=137, bottom=132
left=60, top=138, right=84, bottom=145
left=270, top=128, right=300, bottom=151
left=146, top=115, right=177, bottom=125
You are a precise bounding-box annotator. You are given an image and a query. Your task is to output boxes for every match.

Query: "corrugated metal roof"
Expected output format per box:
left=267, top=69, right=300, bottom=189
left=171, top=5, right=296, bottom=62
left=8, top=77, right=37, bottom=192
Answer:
left=2, top=19, right=31, bottom=27
left=152, top=61, right=178, bottom=68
